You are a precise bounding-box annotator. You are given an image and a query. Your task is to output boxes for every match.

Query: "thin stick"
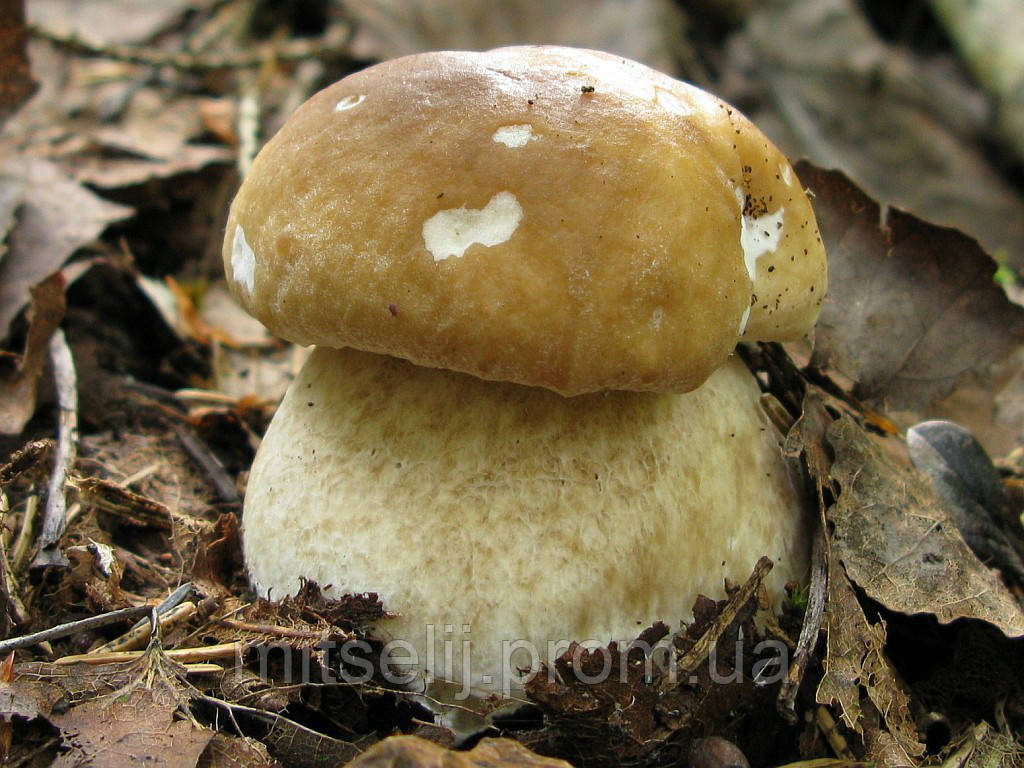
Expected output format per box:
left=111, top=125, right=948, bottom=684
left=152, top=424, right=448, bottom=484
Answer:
left=218, top=617, right=352, bottom=642
left=91, top=602, right=197, bottom=654
left=56, top=641, right=247, bottom=665
left=174, top=427, right=239, bottom=505
left=0, top=606, right=149, bottom=655
left=778, top=520, right=829, bottom=723
left=660, top=557, right=773, bottom=692
left=10, top=495, right=39, bottom=573
left=32, top=330, right=78, bottom=570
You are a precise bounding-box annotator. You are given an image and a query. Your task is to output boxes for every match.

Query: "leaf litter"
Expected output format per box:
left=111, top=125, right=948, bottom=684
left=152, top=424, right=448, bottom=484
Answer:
left=1, top=1, right=1024, bottom=767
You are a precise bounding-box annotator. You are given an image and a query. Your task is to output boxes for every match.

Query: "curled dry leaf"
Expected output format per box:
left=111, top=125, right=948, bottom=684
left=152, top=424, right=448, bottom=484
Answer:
left=801, top=162, right=1024, bottom=455
left=826, top=414, right=1024, bottom=637
left=0, top=155, right=132, bottom=341
left=816, top=555, right=922, bottom=759
left=0, top=272, right=66, bottom=434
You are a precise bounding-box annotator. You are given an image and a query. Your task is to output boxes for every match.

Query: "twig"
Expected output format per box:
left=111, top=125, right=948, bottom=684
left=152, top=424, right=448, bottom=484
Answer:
left=92, top=602, right=197, bottom=654
left=0, top=440, right=53, bottom=486
left=218, top=617, right=352, bottom=642
left=660, top=557, right=773, bottom=692
left=174, top=426, right=240, bottom=505
left=32, top=330, right=78, bottom=570
left=777, top=520, right=829, bottom=723
left=92, top=582, right=195, bottom=654
left=56, top=640, right=247, bottom=665
left=9, top=495, right=39, bottom=573
left=0, top=605, right=149, bottom=655
left=30, top=22, right=352, bottom=73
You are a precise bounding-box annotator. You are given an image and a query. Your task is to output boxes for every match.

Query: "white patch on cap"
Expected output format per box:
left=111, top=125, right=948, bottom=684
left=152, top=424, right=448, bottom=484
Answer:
left=492, top=124, right=535, bottom=148
left=422, top=192, right=523, bottom=262
left=335, top=94, right=366, bottom=112
left=738, top=304, right=751, bottom=336
left=781, top=163, right=794, bottom=186
left=736, top=189, right=785, bottom=283
left=231, top=225, right=256, bottom=293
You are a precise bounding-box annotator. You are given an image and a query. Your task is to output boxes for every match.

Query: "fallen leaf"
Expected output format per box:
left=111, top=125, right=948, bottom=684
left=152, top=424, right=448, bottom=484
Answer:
left=339, top=0, right=685, bottom=73
left=826, top=414, right=1024, bottom=637
left=0, top=155, right=131, bottom=340
left=346, top=734, right=573, bottom=767
left=801, top=162, right=1024, bottom=453
left=816, top=558, right=922, bottom=758
left=907, top=420, right=1024, bottom=582
left=197, top=732, right=281, bottom=768
left=0, top=0, right=36, bottom=124
left=0, top=271, right=66, bottom=434
left=52, top=686, right=213, bottom=768
left=723, top=0, right=1024, bottom=262
left=0, top=668, right=63, bottom=723
left=27, top=0, right=199, bottom=44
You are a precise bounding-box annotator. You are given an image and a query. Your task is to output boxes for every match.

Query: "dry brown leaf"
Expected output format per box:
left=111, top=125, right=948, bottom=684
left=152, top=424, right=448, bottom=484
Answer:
left=817, top=555, right=922, bottom=758
left=339, top=0, right=685, bottom=73
left=346, top=734, right=573, bottom=768
left=827, top=415, right=1024, bottom=636
left=0, top=155, right=131, bottom=340
left=27, top=0, right=198, bottom=44
left=0, top=272, right=66, bottom=434
left=52, top=685, right=214, bottom=768
left=801, top=163, right=1024, bottom=454
left=0, top=669, right=63, bottom=723
left=723, top=0, right=1024, bottom=262
left=197, top=732, right=281, bottom=768
left=0, top=0, right=36, bottom=124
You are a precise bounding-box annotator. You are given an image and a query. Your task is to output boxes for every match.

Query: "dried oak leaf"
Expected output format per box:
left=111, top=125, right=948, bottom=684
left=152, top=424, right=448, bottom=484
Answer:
left=0, top=271, right=65, bottom=434
left=0, top=0, right=36, bottom=124
left=0, top=671, right=63, bottom=723
left=197, top=732, right=281, bottom=768
left=346, top=734, right=573, bottom=768
left=816, top=554, right=922, bottom=759
left=51, top=685, right=213, bottom=768
left=826, top=414, right=1024, bottom=637
left=802, top=163, right=1024, bottom=449
left=0, top=155, right=131, bottom=340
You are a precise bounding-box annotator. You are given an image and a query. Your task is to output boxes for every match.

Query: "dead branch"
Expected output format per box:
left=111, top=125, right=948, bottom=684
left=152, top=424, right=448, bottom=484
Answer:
left=32, top=330, right=78, bottom=570
left=660, top=556, right=773, bottom=692
left=777, top=520, right=829, bottom=723
left=0, top=605, right=149, bottom=655
left=175, top=426, right=240, bottom=505
left=56, top=640, right=247, bottom=665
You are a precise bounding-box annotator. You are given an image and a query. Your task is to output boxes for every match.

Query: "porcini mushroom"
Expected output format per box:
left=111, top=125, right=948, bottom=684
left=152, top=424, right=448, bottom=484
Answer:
left=225, top=46, right=827, bottom=696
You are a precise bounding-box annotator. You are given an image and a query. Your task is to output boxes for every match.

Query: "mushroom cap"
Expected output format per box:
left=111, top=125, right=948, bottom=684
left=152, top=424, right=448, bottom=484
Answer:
left=224, top=46, right=826, bottom=396
left=244, top=346, right=811, bottom=695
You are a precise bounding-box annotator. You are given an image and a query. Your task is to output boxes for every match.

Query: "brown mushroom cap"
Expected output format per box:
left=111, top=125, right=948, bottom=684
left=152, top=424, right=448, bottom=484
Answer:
left=224, top=46, right=826, bottom=396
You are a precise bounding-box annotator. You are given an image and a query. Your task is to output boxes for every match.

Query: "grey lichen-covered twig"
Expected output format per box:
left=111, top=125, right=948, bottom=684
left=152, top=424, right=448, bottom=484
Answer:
left=930, top=0, right=1024, bottom=164
left=32, top=330, right=78, bottom=570
left=0, top=605, right=150, bottom=656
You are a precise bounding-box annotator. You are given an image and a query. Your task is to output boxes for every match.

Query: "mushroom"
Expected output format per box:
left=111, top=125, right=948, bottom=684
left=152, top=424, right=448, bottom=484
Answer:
left=224, top=46, right=827, bottom=697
